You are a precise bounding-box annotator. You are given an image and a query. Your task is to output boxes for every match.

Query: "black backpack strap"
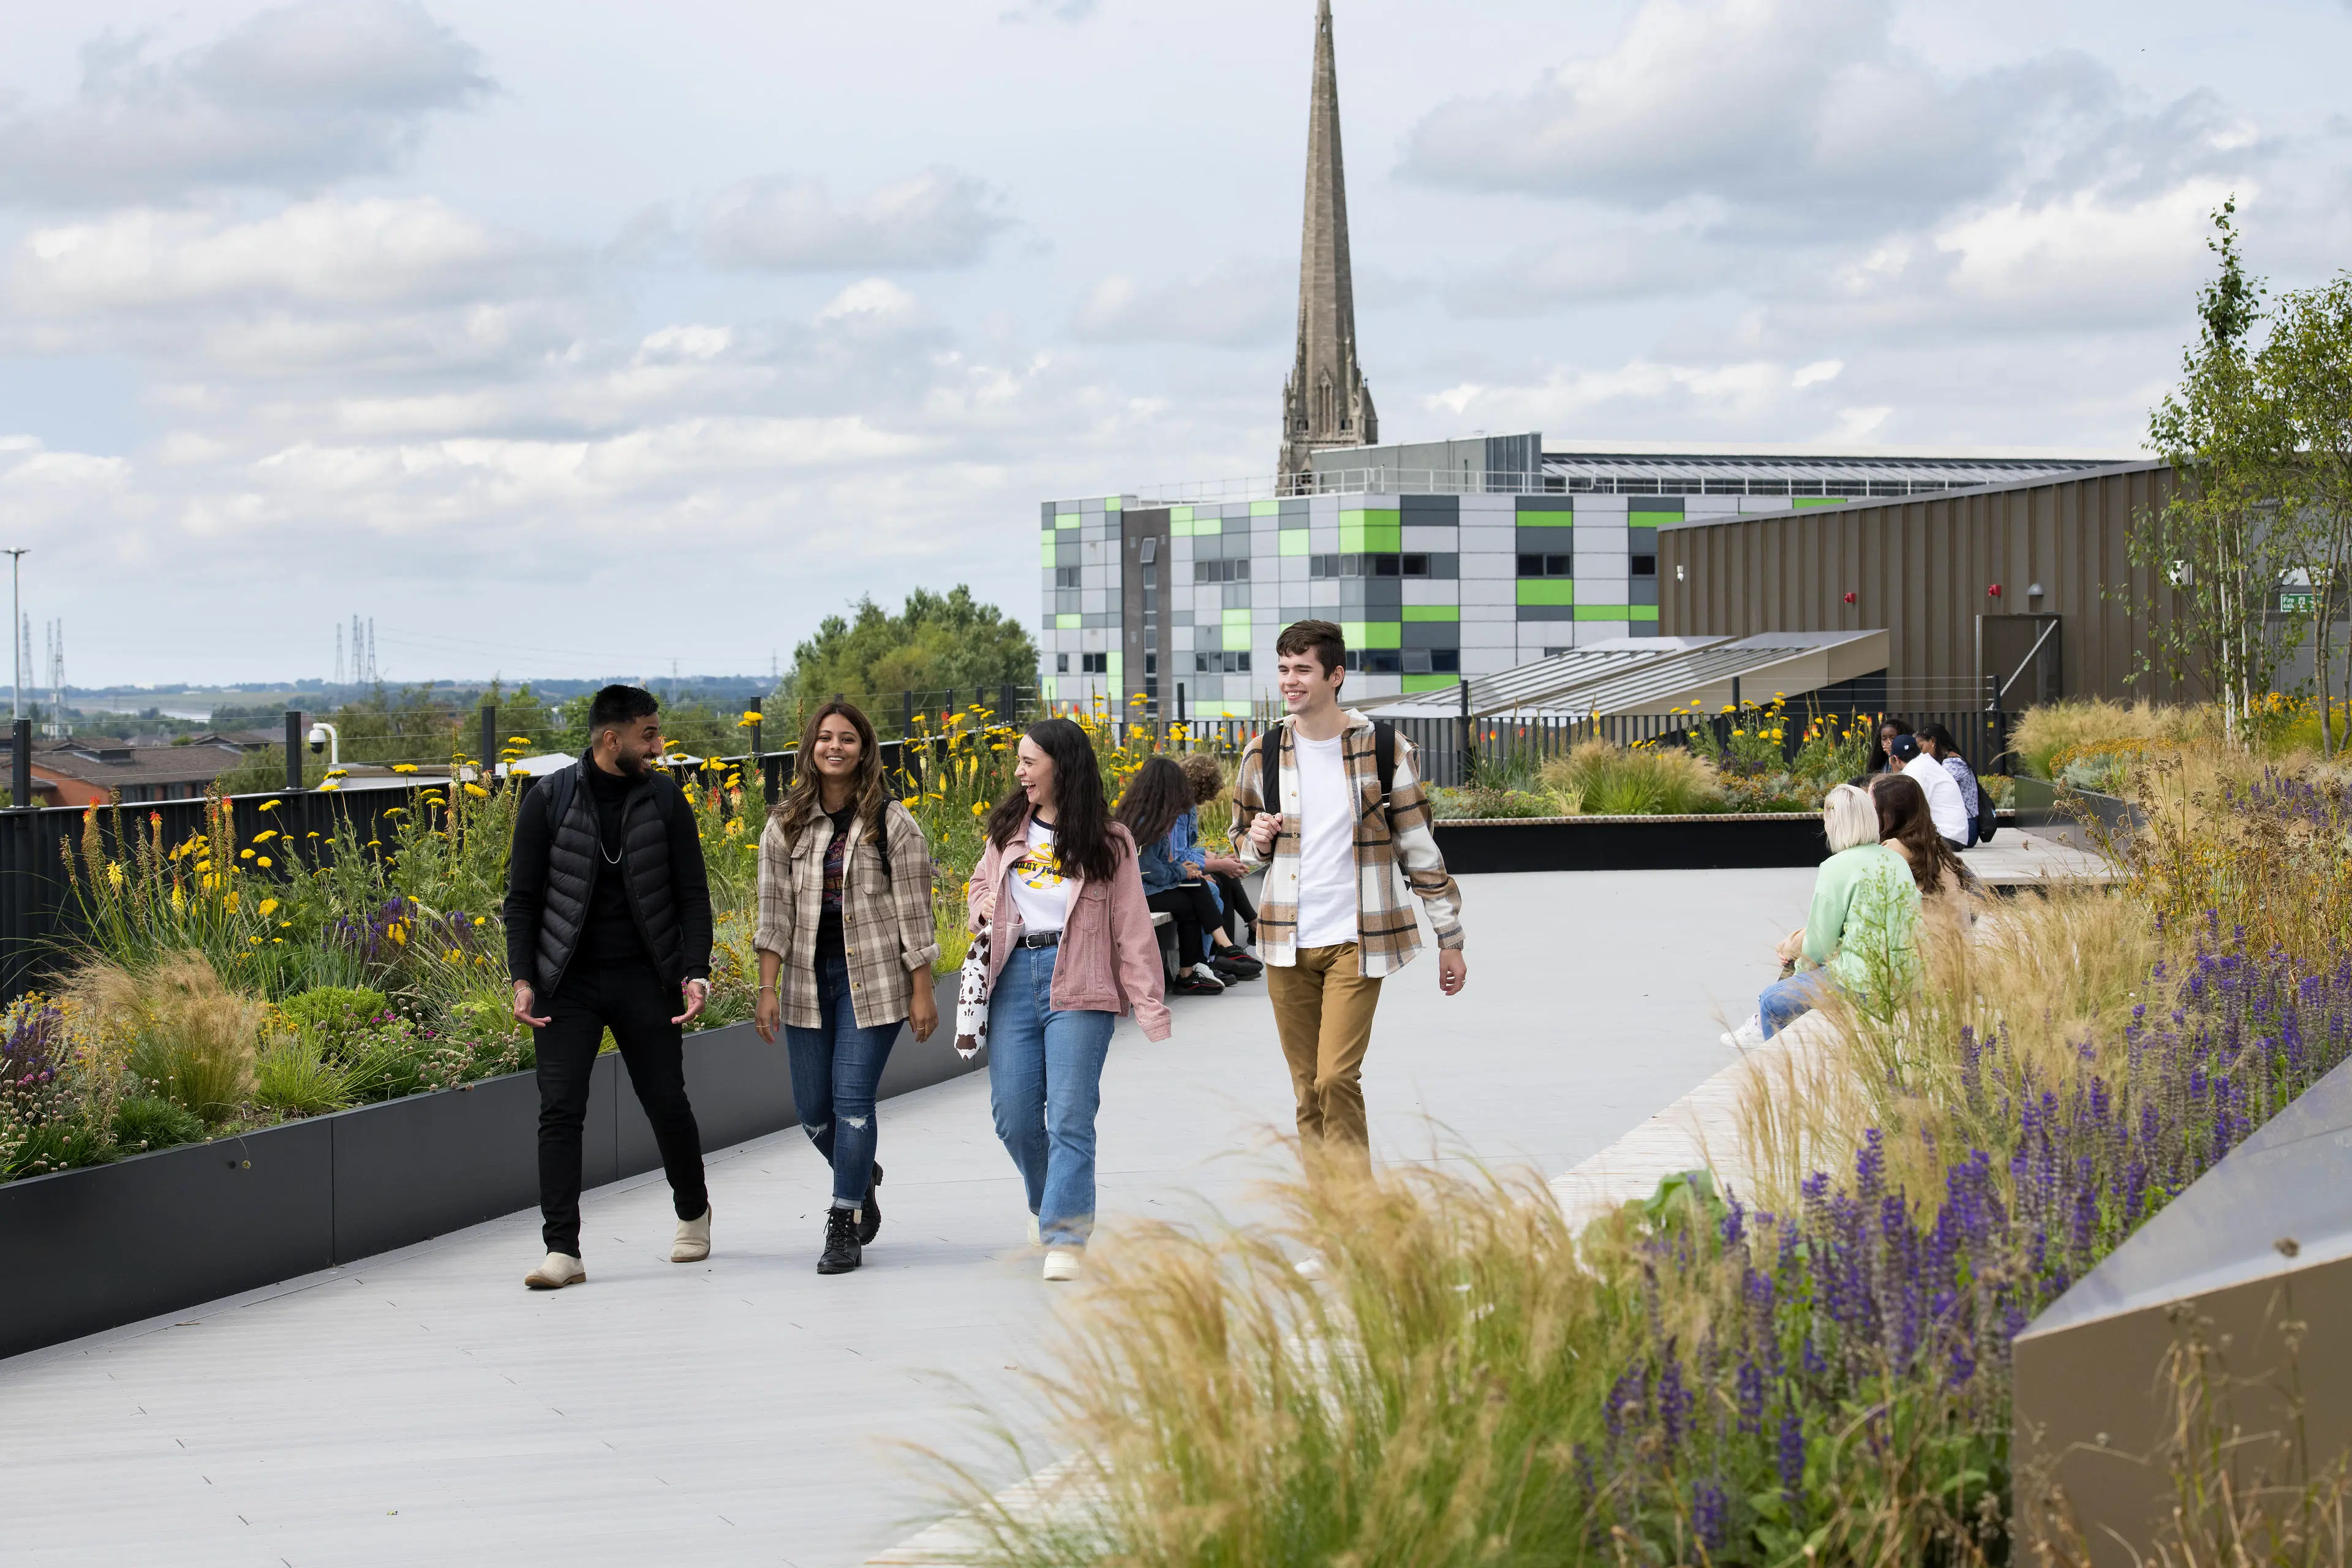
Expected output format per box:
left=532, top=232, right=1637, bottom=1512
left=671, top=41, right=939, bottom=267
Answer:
left=1261, top=724, right=1284, bottom=823
left=1373, top=721, right=1396, bottom=809
left=873, top=802, right=894, bottom=884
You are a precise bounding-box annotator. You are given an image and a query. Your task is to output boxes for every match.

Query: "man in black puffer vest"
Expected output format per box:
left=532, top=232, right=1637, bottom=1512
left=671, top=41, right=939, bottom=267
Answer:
left=504, top=684, right=715, bottom=1289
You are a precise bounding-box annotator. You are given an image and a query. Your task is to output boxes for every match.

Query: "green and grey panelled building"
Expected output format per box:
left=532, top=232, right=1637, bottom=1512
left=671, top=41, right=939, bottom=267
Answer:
left=1036, top=434, right=2111, bottom=720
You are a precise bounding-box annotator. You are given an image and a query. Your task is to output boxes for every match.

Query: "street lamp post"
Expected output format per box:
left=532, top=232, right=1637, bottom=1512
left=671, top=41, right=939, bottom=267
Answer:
left=2, top=549, right=25, bottom=723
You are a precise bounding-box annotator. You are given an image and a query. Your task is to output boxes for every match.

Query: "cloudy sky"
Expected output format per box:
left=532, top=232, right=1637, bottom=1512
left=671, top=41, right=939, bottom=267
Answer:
left=2, top=0, right=2346, bottom=687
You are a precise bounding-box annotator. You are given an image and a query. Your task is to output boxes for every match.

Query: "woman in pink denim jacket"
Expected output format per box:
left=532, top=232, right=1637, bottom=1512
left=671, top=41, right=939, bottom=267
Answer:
left=967, top=718, right=1169, bottom=1281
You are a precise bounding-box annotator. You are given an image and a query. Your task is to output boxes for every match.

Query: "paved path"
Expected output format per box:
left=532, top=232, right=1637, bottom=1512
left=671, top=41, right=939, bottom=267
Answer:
left=0, top=869, right=1813, bottom=1568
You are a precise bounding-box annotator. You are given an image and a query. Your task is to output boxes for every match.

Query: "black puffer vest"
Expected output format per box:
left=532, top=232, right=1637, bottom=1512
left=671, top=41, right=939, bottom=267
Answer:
left=533, top=757, right=687, bottom=993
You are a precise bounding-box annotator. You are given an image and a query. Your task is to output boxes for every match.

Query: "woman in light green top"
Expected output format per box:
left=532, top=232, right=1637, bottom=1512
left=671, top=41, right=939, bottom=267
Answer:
left=1724, top=783, right=1920, bottom=1047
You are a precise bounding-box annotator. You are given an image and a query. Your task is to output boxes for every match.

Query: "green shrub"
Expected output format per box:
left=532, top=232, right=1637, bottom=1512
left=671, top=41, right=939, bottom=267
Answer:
left=277, top=986, right=391, bottom=1039
left=111, top=1096, right=204, bottom=1152
left=6, top=1115, right=111, bottom=1177
left=70, top=954, right=262, bottom=1125
left=1428, top=785, right=1561, bottom=820
left=254, top=1035, right=351, bottom=1117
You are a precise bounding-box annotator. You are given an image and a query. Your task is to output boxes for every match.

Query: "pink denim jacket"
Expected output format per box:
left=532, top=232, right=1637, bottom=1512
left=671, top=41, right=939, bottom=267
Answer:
left=966, top=810, right=1171, bottom=1042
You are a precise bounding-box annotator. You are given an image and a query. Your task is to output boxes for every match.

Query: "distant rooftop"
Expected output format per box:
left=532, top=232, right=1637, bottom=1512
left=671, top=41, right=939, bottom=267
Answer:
left=1088, top=432, right=2127, bottom=507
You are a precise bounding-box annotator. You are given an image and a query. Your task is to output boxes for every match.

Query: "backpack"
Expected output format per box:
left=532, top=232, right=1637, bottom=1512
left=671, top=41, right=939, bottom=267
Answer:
left=1973, top=775, right=1999, bottom=846
left=1257, top=719, right=1398, bottom=826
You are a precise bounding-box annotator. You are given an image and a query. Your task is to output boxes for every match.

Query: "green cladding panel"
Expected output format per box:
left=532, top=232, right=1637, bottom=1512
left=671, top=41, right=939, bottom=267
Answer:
left=1517, top=581, right=1577, bottom=607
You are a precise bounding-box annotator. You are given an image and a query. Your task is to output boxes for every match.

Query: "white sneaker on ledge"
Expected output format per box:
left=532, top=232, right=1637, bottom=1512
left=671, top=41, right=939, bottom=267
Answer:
left=525, top=1252, right=586, bottom=1290
left=1721, top=1014, right=1766, bottom=1052
left=672, top=1206, right=712, bottom=1264
left=1042, top=1248, right=1084, bottom=1282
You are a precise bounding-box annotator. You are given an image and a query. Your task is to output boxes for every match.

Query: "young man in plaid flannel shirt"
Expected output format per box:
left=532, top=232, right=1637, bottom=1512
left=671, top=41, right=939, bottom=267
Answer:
left=1234, top=620, right=1466, bottom=1169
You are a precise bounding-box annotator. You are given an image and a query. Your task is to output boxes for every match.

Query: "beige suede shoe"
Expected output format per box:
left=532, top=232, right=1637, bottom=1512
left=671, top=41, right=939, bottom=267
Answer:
left=672, top=1206, right=712, bottom=1264
left=525, top=1252, right=586, bottom=1290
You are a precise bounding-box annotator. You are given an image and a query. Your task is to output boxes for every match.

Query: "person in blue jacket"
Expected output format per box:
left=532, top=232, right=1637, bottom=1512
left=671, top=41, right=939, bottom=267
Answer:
left=1113, top=756, right=1263, bottom=995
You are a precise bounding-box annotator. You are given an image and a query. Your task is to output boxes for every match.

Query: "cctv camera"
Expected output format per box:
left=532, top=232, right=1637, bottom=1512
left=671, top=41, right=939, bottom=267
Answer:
left=307, top=724, right=327, bottom=755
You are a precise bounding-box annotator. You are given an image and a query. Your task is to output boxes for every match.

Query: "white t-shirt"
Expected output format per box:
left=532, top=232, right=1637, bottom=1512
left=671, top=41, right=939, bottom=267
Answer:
left=1291, top=730, right=1359, bottom=949
left=1902, top=754, right=1970, bottom=845
left=1006, top=818, right=1071, bottom=934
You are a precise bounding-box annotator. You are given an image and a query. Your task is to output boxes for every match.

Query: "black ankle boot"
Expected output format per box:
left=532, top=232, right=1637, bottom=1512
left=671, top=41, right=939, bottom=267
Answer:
left=818, top=1205, right=861, bottom=1274
left=858, top=1161, right=884, bottom=1246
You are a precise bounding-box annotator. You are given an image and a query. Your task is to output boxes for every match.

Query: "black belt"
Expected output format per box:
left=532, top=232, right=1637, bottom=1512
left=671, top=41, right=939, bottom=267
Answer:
left=1016, top=930, right=1061, bottom=949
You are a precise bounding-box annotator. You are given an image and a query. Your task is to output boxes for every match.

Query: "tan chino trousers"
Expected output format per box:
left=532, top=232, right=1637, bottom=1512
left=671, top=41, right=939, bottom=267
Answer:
left=1266, top=942, right=1383, bottom=1161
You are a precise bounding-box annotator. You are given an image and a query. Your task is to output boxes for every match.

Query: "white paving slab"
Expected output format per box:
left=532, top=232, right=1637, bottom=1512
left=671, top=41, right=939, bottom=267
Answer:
left=0, top=869, right=1812, bottom=1568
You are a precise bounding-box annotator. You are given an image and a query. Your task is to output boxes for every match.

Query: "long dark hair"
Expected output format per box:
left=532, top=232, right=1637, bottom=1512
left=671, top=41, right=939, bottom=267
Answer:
left=1918, top=722, right=1964, bottom=764
left=1867, top=716, right=1914, bottom=775
left=1871, top=773, right=1961, bottom=895
left=1114, top=755, right=1192, bottom=852
left=770, top=700, right=886, bottom=853
left=986, top=718, right=1120, bottom=884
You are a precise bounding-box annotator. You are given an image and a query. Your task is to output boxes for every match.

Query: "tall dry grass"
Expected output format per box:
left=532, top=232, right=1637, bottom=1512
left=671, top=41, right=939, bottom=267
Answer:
left=66, top=952, right=264, bottom=1125
left=937, top=1159, right=1626, bottom=1567
left=1541, top=740, right=1725, bottom=816
left=1733, top=887, right=2161, bottom=1215
left=2010, top=698, right=2199, bottom=782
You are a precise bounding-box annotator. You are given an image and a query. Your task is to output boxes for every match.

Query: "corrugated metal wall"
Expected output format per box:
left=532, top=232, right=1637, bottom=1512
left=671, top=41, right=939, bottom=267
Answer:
left=1657, top=461, right=2189, bottom=701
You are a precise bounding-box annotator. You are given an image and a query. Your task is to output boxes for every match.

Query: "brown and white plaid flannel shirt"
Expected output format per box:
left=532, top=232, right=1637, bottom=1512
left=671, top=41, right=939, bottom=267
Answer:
left=1231, top=710, right=1464, bottom=978
left=753, top=800, right=939, bottom=1030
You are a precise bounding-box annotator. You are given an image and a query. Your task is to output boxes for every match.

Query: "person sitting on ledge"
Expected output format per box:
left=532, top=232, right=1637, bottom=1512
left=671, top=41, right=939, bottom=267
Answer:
left=1177, top=750, right=1259, bottom=954
left=1115, top=755, right=1262, bottom=996
left=1869, top=771, right=1983, bottom=912
left=1724, top=782, right=1920, bottom=1049
left=1890, top=732, right=1970, bottom=851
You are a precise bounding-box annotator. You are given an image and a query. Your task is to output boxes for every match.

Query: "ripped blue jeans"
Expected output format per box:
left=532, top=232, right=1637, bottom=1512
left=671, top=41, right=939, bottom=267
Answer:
left=782, top=947, right=901, bottom=1208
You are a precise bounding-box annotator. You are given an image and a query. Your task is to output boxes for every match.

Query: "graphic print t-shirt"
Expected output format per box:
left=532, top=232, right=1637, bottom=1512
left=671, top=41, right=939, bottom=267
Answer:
left=1006, top=818, right=1071, bottom=935
left=815, top=804, right=856, bottom=960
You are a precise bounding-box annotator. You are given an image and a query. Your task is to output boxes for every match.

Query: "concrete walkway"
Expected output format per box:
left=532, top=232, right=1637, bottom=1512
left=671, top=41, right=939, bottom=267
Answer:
left=0, top=869, right=1813, bottom=1568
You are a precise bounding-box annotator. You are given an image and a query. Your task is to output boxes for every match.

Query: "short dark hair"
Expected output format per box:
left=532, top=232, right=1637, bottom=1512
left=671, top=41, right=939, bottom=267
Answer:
left=1275, top=619, right=1346, bottom=676
left=588, top=684, right=659, bottom=736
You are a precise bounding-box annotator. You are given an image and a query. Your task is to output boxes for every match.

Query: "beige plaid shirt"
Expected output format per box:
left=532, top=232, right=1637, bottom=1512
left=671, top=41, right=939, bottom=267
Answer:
left=1231, top=710, right=1464, bottom=978
left=753, top=801, right=939, bottom=1030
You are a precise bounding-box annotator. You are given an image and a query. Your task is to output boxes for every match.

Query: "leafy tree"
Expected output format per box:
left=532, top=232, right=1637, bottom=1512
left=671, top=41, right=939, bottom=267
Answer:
left=2134, top=199, right=2303, bottom=744
left=775, top=586, right=1037, bottom=736
left=2259, top=274, right=2352, bottom=755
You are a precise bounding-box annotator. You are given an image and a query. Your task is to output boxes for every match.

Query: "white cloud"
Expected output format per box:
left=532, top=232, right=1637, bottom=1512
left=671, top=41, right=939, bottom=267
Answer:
left=1790, top=360, right=1842, bottom=388
left=698, top=168, right=1011, bottom=271
left=1072, top=259, right=1291, bottom=347
left=0, top=0, right=489, bottom=206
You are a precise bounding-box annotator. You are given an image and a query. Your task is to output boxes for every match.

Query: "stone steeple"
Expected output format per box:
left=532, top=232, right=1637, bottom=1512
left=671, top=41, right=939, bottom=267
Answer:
left=1278, top=0, right=1375, bottom=489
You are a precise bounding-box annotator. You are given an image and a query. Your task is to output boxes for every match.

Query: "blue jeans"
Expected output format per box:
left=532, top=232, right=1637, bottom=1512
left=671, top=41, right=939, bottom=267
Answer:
left=986, top=943, right=1115, bottom=1249
left=1758, top=970, right=1833, bottom=1040
left=782, top=948, right=900, bottom=1208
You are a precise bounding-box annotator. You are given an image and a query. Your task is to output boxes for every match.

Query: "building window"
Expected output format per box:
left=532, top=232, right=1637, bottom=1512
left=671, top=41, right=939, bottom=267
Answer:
left=1431, top=649, right=1460, bottom=673
left=1344, top=650, right=1403, bottom=673
left=1311, top=553, right=1441, bottom=580
left=1631, top=555, right=1657, bottom=577
left=1193, top=651, right=1251, bottom=674
left=1082, top=652, right=1107, bottom=674
left=1054, top=566, right=1079, bottom=588
left=1056, top=654, right=1070, bottom=673
left=1193, top=559, right=1250, bottom=583
left=1517, top=554, right=1573, bottom=577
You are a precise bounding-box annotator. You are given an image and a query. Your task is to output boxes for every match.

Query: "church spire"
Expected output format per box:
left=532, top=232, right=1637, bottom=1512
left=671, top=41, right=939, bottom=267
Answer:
left=1278, top=0, right=1375, bottom=490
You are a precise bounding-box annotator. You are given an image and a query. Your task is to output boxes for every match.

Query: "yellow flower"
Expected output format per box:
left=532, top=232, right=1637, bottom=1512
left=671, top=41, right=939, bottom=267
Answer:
left=464, top=782, right=489, bottom=798
left=508, top=735, right=532, bottom=744
left=196, top=858, right=213, bottom=873
left=970, top=801, right=986, bottom=817
left=272, top=938, right=285, bottom=944
left=737, top=711, right=761, bottom=726
left=389, top=922, right=407, bottom=946
left=902, top=796, right=919, bottom=808
left=223, top=891, right=238, bottom=910
left=319, top=780, right=341, bottom=792
left=260, top=799, right=281, bottom=812
left=281, top=920, right=293, bottom=929
left=106, top=861, right=123, bottom=889
left=472, top=915, right=486, bottom=926
left=240, top=848, right=255, bottom=860
left=257, top=856, right=273, bottom=869
left=391, top=763, right=418, bottom=775
left=258, top=898, right=279, bottom=916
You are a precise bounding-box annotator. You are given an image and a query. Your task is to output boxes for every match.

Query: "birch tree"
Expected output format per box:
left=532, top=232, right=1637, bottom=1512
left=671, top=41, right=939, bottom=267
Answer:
left=2260, top=275, right=2352, bottom=755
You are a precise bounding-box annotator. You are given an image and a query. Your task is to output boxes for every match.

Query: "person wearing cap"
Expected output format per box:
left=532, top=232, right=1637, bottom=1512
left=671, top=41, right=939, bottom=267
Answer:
left=1892, top=733, right=1969, bottom=851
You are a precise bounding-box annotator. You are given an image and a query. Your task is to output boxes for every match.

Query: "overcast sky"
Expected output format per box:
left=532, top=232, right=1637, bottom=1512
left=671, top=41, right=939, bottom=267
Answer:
left=2, top=0, right=2346, bottom=687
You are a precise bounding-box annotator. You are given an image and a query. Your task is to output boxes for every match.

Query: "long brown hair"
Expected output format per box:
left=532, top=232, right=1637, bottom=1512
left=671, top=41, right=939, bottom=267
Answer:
left=984, top=718, right=1119, bottom=884
left=1113, top=755, right=1193, bottom=852
left=1871, top=773, right=1962, bottom=895
left=771, top=700, right=888, bottom=852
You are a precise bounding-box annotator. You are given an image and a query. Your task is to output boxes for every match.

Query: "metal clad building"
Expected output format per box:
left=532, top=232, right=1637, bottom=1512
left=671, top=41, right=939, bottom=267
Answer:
left=1656, top=459, right=2185, bottom=704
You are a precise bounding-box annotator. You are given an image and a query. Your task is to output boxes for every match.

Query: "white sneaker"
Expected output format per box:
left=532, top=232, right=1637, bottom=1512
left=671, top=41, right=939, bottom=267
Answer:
left=525, top=1252, right=586, bottom=1290
left=1721, top=1014, right=1766, bottom=1051
left=1294, top=1254, right=1327, bottom=1281
left=1042, top=1248, right=1084, bottom=1283
left=1025, top=1213, right=1042, bottom=1246
left=671, top=1206, right=712, bottom=1264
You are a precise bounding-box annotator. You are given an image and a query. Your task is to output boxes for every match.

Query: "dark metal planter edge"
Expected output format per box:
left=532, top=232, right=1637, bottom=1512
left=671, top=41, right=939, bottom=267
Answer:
left=0, top=970, right=973, bottom=1362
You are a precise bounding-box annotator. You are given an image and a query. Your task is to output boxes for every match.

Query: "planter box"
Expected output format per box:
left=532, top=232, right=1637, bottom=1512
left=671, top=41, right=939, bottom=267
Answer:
left=1433, top=813, right=1830, bottom=873
left=2008, top=777, right=2139, bottom=854
left=0, top=972, right=971, bottom=1362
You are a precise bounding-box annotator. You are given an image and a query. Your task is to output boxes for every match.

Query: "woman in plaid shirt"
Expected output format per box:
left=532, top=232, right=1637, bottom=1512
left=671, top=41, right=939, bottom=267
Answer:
left=753, top=701, right=940, bottom=1276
